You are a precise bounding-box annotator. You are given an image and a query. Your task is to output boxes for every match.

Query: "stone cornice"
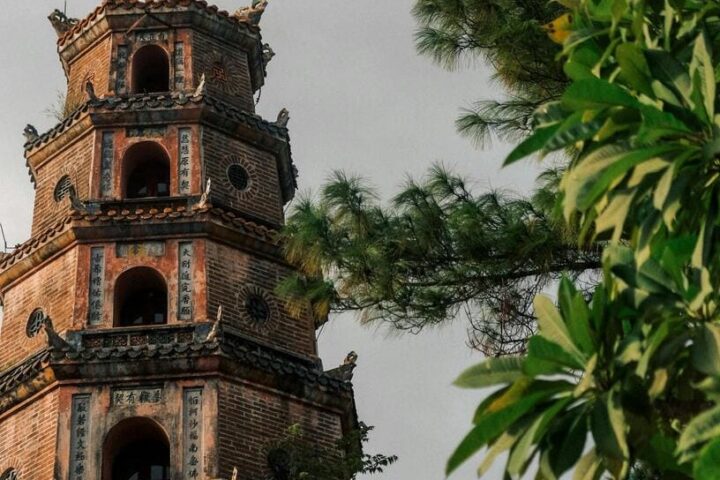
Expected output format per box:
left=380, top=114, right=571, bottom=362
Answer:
left=0, top=202, right=291, bottom=291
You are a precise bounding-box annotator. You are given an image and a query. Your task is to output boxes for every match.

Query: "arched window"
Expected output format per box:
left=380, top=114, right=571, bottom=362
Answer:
left=123, top=142, right=171, bottom=199
left=103, top=418, right=170, bottom=480
left=114, top=267, right=167, bottom=327
left=132, top=45, right=170, bottom=94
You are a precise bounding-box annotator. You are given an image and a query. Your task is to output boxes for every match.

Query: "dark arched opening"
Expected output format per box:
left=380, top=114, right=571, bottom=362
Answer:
left=132, top=45, right=170, bottom=94
left=103, top=417, right=170, bottom=480
left=123, top=142, right=170, bottom=199
left=114, top=267, right=168, bottom=327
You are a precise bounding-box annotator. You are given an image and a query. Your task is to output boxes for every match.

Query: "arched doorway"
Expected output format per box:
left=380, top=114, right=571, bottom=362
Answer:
left=103, top=417, right=171, bottom=480
left=132, top=45, right=170, bottom=94
left=122, top=142, right=171, bottom=199
left=114, top=267, right=168, bottom=327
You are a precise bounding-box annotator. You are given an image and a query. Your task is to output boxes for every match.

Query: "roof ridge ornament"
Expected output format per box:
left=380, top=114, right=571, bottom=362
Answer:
left=231, top=0, right=268, bottom=26
left=48, top=9, right=79, bottom=37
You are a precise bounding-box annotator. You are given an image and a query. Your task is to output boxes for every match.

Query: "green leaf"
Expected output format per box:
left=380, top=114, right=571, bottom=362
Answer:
left=678, top=404, right=720, bottom=463
left=507, top=397, right=573, bottom=476
left=525, top=336, right=584, bottom=375
left=690, top=32, right=715, bottom=120
left=562, top=77, right=640, bottom=110
left=572, top=448, right=601, bottom=480
left=477, top=428, right=524, bottom=477
left=548, top=410, right=588, bottom=475
left=594, top=191, right=634, bottom=242
left=558, top=278, right=595, bottom=355
left=695, top=438, right=720, bottom=480
left=591, top=391, right=629, bottom=461
left=534, top=295, right=586, bottom=365
left=447, top=380, right=566, bottom=475
left=454, top=356, right=525, bottom=389
left=616, top=43, right=653, bottom=97
left=504, top=123, right=562, bottom=165
left=574, top=145, right=677, bottom=212
left=691, top=323, right=720, bottom=376
left=645, top=50, right=693, bottom=106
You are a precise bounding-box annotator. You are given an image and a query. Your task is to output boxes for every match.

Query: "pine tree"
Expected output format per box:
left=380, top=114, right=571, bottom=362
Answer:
left=279, top=1, right=596, bottom=356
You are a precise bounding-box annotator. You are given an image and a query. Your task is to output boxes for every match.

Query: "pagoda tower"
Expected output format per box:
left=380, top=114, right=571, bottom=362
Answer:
left=0, top=2, right=357, bottom=479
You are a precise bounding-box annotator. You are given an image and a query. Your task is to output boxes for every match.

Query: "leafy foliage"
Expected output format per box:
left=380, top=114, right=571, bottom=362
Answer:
left=265, top=423, right=396, bottom=480
left=280, top=167, right=599, bottom=356
left=451, top=0, right=720, bottom=477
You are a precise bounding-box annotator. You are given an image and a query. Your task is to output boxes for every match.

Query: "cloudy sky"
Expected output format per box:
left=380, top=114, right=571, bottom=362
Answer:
left=0, top=1, right=540, bottom=478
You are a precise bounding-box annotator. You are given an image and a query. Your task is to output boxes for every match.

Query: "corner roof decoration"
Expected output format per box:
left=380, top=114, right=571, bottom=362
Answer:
left=231, top=0, right=268, bottom=25
left=48, top=9, right=80, bottom=37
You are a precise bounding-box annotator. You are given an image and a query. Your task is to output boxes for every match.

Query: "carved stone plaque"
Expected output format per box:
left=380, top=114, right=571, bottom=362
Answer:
left=69, top=394, right=91, bottom=480
left=183, top=388, right=203, bottom=478
left=115, top=46, right=129, bottom=93
left=100, top=132, right=114, bottom=198
left=126, top=126, right=167, bottom=138
left=112, top=387, right=163, bottom=406
left=178, top=128, right=192, bottom=195
left=116, top=241, right=166, bottom=258
left=88, top=247, right=105, bottom=326
left=174, top=42, right=186, bottom=90
left=178, top=242, right=193, bottom=321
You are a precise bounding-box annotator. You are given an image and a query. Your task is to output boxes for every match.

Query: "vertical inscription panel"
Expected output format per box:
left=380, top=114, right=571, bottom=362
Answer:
left=69, top=394, right=91, bottom=480
left=174, top=42, right=186, bottom=90
left=88, top=247, right=105, bottom=326
left=115, top=45, right=129, bottom=93
left=178, top=128, right=192, bottom=195
left=100, top=132, right=114, bottom=198
left=183, top=388, right=203, bottom=478
left=178, top=242, right=193, bottom=321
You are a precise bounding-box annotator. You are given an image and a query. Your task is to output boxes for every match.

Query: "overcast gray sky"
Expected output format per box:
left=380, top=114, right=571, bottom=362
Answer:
left=0, top=1, right=541, bottom=478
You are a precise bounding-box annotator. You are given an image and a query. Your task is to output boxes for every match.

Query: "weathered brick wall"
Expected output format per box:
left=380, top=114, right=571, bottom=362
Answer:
left=30, top=132, right=94, bottom=237
left=0, top=390, right=59, bottom=479
left=192, top=30, right=255, bottom=112
left=0, top=249, right=77, bottom=369
left=217, top=381, right=343, bottom=480
left=206, top=241, right=316, bottom=358
left=66, top=35, right=113, bottom=111
left=203, top=128, right=284, bottom=225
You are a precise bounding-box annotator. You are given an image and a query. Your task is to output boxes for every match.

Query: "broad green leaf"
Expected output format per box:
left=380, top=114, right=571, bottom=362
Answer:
left=695, top=438, right=720, bottom=480
left=534, top=295, right=586, bottom=364
left=504, top=123, right=562, bottom=165
left=645, top=50, right=692, bottom=106
left=559, top=278, right=595, bottom=355
left=525, top=336, right=584, bottom=375
left=691, top=323, right=720, bottom=376
left=549, top=411, right=588, bottom=475
left=447, top=380, right=566, bottom=474
left=653, top=162, right=675, bottom=211
left=690, top=32, right=715, bottom=120
left=616, top=43, right=653, bottom=96
left=591, top=391, right=629, bottom=461
left=507, top=397, right=573, bottom=476
left=638, top=106, right=692, bottom=144
left=477, top=428, right=524, bottom=477
left=594, top=191, right=634, bottom=242
left=562, top=77, right=640, bottom=110
left=572, top=448, right=601, bottom=480
left=678, top=404, right=720, bottom=463
left=454, top=356, right=525, bottom=389
left=545, top=111, right=606, bottom=151
left=574, top=145, right=677, bottom=212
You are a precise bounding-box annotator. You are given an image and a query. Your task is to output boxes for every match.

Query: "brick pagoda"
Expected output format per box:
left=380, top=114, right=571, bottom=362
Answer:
left=0, top=2, right=357, bottom=479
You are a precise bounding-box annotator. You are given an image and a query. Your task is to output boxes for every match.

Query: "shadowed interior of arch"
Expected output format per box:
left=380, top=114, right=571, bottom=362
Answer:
left=123, top=142, right=171, bottom=199
left=103, top=417, right=170, bottom=480
left=132, top=45, right=170, bottom=94
left=114, top=267, right=168, bottom=327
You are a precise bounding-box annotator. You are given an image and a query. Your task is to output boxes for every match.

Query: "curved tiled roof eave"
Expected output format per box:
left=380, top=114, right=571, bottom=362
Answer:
left=57, top=0, right=260, bottom=48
